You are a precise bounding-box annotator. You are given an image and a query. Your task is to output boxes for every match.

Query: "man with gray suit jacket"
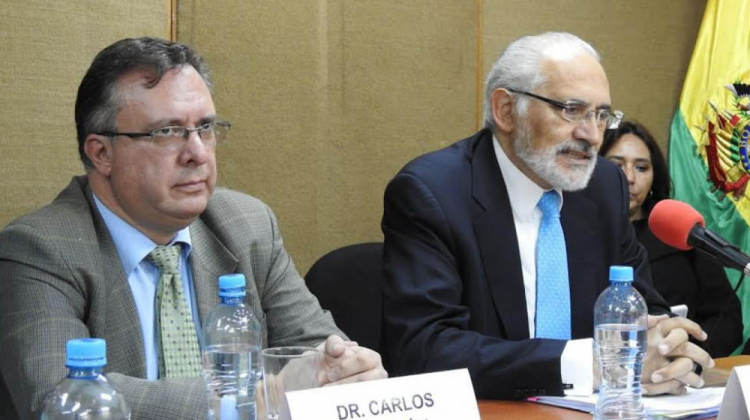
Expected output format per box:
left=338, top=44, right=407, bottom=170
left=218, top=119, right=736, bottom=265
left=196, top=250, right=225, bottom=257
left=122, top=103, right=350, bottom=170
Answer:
left=0, top=37, right=386, bottom=420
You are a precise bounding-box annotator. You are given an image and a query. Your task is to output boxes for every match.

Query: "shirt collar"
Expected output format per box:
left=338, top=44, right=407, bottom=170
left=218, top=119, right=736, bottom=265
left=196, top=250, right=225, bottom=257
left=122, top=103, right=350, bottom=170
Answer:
left=492, top=135, right=563, bottom=219
left=93, top=194, right=193, bottom=276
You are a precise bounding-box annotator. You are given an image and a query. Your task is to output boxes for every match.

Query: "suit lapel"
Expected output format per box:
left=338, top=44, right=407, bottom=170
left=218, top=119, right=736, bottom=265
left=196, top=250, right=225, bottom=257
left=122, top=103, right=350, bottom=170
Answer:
left=76, top=178, right=240, bottom=376
left=189, top=216, right=239, bottom=324
left=471, top=132, right=530, bottom=340
left=561, top=191, right=600, bottom=339
left=80, top=179, right=148, bottom=378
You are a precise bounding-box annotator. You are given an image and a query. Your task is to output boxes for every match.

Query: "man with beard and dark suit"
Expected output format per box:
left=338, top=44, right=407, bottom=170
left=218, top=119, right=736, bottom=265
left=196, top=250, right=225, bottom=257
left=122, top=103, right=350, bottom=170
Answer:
left=0, top=37, right=386, bottom=420
left=381, top=32, right=713, bottom=399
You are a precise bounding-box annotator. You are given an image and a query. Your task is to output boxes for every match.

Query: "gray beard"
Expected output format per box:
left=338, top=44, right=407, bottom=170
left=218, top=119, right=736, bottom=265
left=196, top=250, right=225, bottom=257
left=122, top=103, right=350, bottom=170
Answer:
left=513, top=122, right=597, bottom=191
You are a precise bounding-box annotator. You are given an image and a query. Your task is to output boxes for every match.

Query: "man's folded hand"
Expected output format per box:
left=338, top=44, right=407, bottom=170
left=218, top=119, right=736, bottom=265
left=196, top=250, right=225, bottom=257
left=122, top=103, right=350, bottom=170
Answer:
left=642, top=315, right=714, bottom=395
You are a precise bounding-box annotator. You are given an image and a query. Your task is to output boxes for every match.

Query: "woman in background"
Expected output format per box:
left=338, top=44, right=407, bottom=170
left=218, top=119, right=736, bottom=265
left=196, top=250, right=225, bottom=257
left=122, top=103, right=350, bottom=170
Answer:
left=600, top=121, right=743, bottom=357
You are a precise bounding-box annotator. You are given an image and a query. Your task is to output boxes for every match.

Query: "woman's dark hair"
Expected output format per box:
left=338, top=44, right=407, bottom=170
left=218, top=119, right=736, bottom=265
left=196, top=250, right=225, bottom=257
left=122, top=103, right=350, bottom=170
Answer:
left=600, top=120, right=670, bottom=215
left=74, top=37, right=211, bottom=168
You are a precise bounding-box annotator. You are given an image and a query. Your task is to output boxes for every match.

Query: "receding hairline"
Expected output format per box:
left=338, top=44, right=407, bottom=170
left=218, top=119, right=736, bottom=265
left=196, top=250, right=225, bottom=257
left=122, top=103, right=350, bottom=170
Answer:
left=111, top=64, right=211, bottom=113
left=540, top=40, right=599, bottom=62
left=115, top=64, right=208, bottom=91
left=536, top=51, right=606, bottom=91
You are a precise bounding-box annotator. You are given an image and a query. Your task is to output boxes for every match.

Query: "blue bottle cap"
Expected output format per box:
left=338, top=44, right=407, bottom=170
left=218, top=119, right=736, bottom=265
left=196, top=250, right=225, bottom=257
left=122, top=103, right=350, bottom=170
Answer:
left=609, top=265, right=634, bottom=282
left=218, top=274, right=246, bottom=298
left=66, top=338, right=106, bottom=368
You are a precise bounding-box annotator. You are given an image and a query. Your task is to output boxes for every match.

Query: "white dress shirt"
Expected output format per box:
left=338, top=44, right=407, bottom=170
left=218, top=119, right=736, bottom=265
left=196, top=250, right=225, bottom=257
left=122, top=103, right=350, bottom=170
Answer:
left=492, top=137, right=593, bottom=395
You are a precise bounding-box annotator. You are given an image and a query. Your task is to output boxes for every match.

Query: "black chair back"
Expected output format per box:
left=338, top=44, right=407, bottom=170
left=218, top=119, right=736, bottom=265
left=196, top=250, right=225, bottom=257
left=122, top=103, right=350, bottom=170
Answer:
left=305, top=243, right=383, bottom=352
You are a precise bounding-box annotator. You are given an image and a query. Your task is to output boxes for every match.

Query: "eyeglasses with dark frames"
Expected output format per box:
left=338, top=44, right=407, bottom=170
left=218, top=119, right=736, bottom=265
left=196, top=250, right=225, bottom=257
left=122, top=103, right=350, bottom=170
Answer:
left=97, top=120, right=232, bottom=147
left=506, top=88, right=623, bottom=129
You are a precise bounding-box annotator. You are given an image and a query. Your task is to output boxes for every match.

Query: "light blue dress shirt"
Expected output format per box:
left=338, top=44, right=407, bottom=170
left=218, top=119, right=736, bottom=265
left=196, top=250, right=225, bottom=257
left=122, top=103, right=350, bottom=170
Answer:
left=93, top=195, right=203, bottom=380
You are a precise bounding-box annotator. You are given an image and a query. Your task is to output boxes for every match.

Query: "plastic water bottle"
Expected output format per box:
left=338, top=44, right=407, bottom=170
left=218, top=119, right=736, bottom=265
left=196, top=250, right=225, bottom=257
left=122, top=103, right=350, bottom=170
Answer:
left=202, top=274, right=263, bottom=420
left=40, top=338, right=131, bottom=419
left=594, top=266, right=648, bottom=420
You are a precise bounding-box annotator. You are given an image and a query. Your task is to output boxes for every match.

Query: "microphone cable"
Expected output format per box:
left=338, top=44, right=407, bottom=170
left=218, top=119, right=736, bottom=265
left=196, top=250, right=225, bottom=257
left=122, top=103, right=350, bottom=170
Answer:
left=693, top=250, right=745, bottom=361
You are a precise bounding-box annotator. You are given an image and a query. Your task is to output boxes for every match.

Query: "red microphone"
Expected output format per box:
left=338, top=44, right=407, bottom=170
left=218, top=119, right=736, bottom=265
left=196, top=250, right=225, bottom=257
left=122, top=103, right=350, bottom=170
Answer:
left=649, top=199, right=750, bottom=274
left=648, top=200, right=705, bottom=250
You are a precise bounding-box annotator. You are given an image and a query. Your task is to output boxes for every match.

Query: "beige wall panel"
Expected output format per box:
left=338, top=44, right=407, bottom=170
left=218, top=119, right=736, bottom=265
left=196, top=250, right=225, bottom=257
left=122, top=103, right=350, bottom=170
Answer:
left=316, top=1, right=477, bottom=270
left=481, top=0, right=705, bottom=151
left=1, top=0, right=706, bottom=275
left=178, top=0, right=477, bottom=273
left=0, top=1, right=170, bottom=228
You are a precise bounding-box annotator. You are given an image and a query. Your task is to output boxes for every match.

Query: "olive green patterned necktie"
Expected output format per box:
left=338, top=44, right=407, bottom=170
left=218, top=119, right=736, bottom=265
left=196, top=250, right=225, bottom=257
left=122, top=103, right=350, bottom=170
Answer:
left=147, top=244, right=202, bottom=378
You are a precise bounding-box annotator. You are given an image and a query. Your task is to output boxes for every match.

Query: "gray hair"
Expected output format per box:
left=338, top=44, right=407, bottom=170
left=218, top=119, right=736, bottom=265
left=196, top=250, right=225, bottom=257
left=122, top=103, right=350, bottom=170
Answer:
left=482, top=32, right=600, bottom=130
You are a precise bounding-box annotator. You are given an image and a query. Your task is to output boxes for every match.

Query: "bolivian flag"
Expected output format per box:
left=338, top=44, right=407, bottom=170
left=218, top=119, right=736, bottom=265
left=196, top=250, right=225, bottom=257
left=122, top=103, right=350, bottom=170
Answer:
left=669, top=0, right=750, bottom=350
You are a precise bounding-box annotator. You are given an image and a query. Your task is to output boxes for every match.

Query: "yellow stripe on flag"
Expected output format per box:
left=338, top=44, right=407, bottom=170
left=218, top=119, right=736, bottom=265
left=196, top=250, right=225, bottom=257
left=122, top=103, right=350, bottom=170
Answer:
left=680, top=0, right=750, bottom=146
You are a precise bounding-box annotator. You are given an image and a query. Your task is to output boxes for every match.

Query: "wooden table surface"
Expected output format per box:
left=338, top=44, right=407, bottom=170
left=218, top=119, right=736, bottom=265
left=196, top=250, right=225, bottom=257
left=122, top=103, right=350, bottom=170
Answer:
left=476, top=355, right=750, bottom=420
left=478, top=399, right=592, bottom=419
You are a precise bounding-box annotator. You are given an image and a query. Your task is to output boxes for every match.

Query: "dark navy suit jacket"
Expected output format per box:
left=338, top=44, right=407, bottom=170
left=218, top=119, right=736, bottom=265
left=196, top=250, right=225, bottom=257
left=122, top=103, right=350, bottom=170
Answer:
left=381, top=129, right=670, bottom=399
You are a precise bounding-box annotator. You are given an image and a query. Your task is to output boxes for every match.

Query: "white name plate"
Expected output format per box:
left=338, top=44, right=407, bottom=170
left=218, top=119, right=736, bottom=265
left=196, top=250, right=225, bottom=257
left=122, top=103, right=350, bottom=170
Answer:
left=286, top=368, right=480, bottom=420
left=718, top=365, right=750, bottom=420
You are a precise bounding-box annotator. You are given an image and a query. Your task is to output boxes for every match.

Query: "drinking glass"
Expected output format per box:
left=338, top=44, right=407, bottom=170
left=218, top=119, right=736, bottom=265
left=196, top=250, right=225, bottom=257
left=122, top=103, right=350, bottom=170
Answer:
left=261, top=346, right=321, bottom=420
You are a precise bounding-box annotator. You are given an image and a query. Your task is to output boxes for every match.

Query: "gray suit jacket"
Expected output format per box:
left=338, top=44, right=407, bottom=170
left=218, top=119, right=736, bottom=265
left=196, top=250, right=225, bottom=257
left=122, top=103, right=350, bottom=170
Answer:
left=0, top=176, right=343, bottom=420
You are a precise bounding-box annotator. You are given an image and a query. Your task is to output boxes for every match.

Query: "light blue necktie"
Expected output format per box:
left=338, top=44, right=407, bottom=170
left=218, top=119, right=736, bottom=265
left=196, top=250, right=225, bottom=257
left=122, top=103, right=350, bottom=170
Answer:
left=535, top=190, right=571, bottom=339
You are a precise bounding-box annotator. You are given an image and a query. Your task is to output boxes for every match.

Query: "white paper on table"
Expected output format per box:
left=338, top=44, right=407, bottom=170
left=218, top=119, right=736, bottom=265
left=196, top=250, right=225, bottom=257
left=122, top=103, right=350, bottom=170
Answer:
left=531, top=386, right=724, bottom=419
left=717, top=365, right=750, bottom=420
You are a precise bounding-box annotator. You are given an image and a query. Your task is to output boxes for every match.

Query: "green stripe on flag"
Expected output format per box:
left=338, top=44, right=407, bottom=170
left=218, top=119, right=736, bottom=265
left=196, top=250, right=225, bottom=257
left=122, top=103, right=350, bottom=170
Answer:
left=670, top=110, right=750, bottom=354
